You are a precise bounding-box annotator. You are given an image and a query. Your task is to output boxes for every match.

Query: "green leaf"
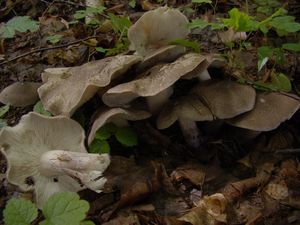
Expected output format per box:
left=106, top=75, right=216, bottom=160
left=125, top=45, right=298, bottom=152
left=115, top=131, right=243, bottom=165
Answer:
left=95, top=123, right=117, bottom=140
left=223, top=8, right=259, bottom=32
left=3, top=198, right=38, bottom=225
left=34, top=101, right=52, bottom=116
left=80, top=221, right=95, bottom=225
left=0, top=104, right=9, bottom=118
left=169, top=39, right=200, bottom=53
left=108, top=13, right=131, bottom=34
left=74, top=6, right=106, bottom=20
left=189, top=19, right=210, bottom=29
left=40, top=192, right=90, bottom=225
left=192, top=0, right=212, bottom=4
left=115, top=126, right=138, bottom=147
left=282, top=43, right=300, bottom=52
left=0, top=16, right=39, bottom=39
left=47, top=34, right=63, bottom=44
left=257, top=46, right=273, bottom=71
left=271, top=73, right=291, bottom=92
left=0, top=118, right=7, bottom=129
left=95, top=47, right=107, bottom=53
left=129, top=0, right=136, bottom=8
left=89, top=139, right=110, bottom=154
left=269, top=16, right=300, bottom=36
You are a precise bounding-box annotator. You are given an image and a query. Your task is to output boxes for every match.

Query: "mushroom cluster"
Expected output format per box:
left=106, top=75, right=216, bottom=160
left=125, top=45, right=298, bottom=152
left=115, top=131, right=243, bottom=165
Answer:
left=1, top=6, right=299, bottom=208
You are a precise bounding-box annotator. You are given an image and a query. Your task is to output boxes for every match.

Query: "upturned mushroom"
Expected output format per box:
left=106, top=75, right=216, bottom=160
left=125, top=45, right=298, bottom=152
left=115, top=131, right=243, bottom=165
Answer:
left=0, top=112, right=110, bottom=208
left=88, top=107, right=151, bottom=145
left=157, top=80, right=256, bottom=148
left=38, top=54, right=142, bottom=116
left=128, top=6, right=190, bottom=56
left=102, top=53, right=210, bottom=114
left=228, top=92, right=300, bottom=131
left=0, top=82, right=41, bottom=107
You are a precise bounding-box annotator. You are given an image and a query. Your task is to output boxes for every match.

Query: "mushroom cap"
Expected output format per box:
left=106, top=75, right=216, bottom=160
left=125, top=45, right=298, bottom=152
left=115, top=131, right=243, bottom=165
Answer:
left=38, top=55, right=142, bottom=116
left=102, top=53, right=210, bottom=107
left=128, top=6, right=190, bottom=55
left=156, top=95, right=214, bottom=129
left=88, top=107, right=151, bottom=145
left=191, top=80, right=256, bottom=119
left=0, top=82, right=41, bottom=107
left=228, top=92, right=300, bottom=131
left=0, top=112, right=86, bottom=208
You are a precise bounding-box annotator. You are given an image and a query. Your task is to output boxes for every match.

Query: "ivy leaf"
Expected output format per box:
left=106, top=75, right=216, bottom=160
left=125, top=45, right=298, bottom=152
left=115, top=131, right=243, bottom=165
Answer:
left=169, top=39, right=200, bottom=53
left=89, top=139, right=110, bottom=154
left=282, top=43, right=300, bottom=52
left=0, top=16, right=39, bottom=39
left=3, top=198, right=38, bottom=225
left=115, top=127, right=138, bottom=147
left=34, top=101, right=52, bottom=116
left=192, top=0, right=212, bottom=4
left=40, top=192, right=90, bottom=225
left=223, top=8, right=259, bottom=32
left=0, top=104, right=9, bottom=118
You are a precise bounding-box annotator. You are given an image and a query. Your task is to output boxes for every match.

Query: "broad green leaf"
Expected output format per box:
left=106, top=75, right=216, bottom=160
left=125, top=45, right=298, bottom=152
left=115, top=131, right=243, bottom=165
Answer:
left=223, top=8, right=259, bottom=32
left=0, top=16, right=39, bottom=39
left=3, top=198, right=38, bottom=225
left=89, top=139, right=110, bottom=154
left=115, top=126, right=138, bottom=147
left=40, top=192, right=90, bottom=225
left=192, top=0, right=212, bottom=4
left=188, top=19, right=210, bottom=29
left=282, top=43, right=300, bottom=52
left=108, top=13, right=131, bottom=34
left=74, top=6, right=106, bottom=20
left=95, top=47, right=107, bottom=53
left=129, top=0, right=136, bottom=8
left=47, top=34, right=63, bottom=44
left=34, top=101, right=52, bottom=116
left=0, top=104, right=9, bottom=118
left=169, top=39, right=200, bottom=53
left=269, top=16, right=300, bottom=36
left=257, top=46, right=273, bottom=71
left=270, top=73, right=291, bottom=92
left=94, top=123, right=117, bottom=140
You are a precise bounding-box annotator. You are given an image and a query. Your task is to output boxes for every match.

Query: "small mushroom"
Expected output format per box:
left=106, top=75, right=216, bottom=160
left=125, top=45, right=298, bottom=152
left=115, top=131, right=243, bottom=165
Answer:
left=0, top=82, right=41, bottom=107
left=0, top=112, right=110, bottom=208
left=157, top=80, right=256, bottom=148
left=38, top=55, right=142, bottom=116
left=157, top=95, right=214, bottom=148
left=128, top=6, right=190, bottom=56
left=102, top=53, right=210, bottom=114
left=228, top=92, right=300, bottom=131
left=88, top=107, right=151, bottom=145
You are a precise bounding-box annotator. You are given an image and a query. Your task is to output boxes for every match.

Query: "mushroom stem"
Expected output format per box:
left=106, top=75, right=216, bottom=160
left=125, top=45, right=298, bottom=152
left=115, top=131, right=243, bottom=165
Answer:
left=146, top=86, right=174, bottom=114
left=197, top=69, right=211, bottom=81
left=39, top=150, right=110, bottom=177
left=178, top=118, right=201, bottom=148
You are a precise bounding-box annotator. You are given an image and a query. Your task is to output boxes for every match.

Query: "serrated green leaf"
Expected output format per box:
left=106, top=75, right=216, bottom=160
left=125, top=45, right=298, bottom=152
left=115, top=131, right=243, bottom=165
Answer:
left=0, top=16, right=39, bottom=39
left=188, top=19, right=210, bottom=29
left=40, top=192, right=90, bottom=225
left=223, top=8, right=259, bottom=32
left=115, top=126, right=138, bottom=147
left=47, top=34, right=63, bottom=44
left=169, top=39, right=200, bottom=53
left=282, top=43, right=300, bottom=52
left=192, top=0, right=212, bottom=4
left=3, top=198, right=38, bottom=225
left=89, top=139, right=110, bottom=154
left=34, top=101, right=52, bottom=116
left=0, top=104, right=9, bottom=118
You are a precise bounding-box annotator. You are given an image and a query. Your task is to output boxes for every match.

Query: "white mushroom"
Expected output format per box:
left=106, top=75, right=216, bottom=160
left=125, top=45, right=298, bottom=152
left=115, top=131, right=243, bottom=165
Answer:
left=0, top=112, right=110, bottom=208
left=128, top=6, right=190, bottom=56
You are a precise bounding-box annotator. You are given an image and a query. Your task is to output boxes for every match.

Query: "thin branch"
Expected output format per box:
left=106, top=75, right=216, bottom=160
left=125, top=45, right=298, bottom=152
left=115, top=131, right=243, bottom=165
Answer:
left=0, top=36, right=100, bottom=66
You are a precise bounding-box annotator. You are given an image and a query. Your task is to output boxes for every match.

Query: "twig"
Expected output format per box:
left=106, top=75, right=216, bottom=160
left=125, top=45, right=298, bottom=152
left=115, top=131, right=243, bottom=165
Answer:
left=0, top=36, right=100, bottom=66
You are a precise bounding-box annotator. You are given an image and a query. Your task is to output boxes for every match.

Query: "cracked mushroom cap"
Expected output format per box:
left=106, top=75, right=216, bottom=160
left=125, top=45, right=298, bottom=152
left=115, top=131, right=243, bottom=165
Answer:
left=0, top=82, right=41, bottom=107
left=228, top=92, right=300, bottom=131
left=0, top=112, right=108, bottom=208
left=38, top=55, right=142, bottom=116
left=191, top=80, right=256, bottom=119
left=128, top=6, right=190, bottom=55
left=88, top=107, right=151, bottom=145
left=102, top=53, right=210, bottom=107
left=157, top=95, right=214, bottom=129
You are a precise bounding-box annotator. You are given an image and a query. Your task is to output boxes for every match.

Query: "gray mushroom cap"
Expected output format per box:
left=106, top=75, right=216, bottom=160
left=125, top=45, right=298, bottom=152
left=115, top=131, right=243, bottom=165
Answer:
left=88, top=107, right=151, bottom=145
left=102, top=53, right=210, bottom=108
left=191, top=80, right=256, bottom=119
left=0, top=82, right=41, bottom=107
left=228, top=92, right=300, bottom=131
left=38, top=55, right=142, bottom=116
